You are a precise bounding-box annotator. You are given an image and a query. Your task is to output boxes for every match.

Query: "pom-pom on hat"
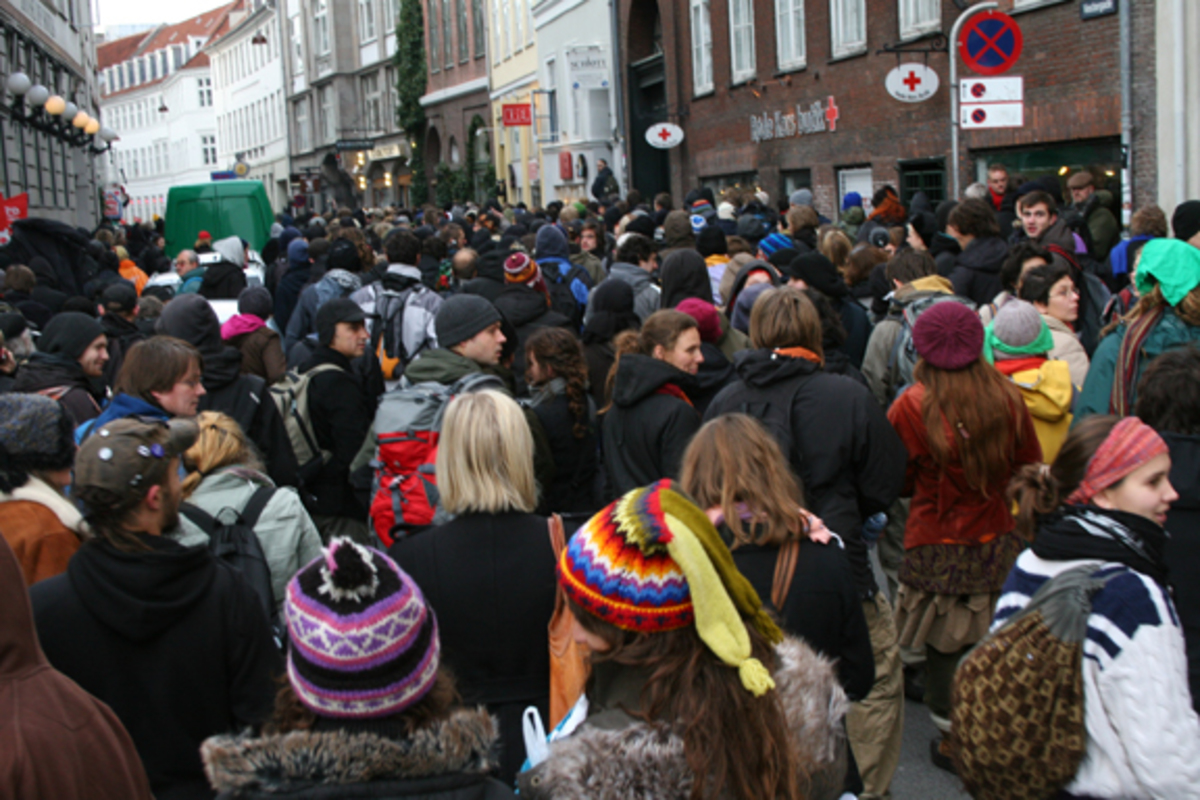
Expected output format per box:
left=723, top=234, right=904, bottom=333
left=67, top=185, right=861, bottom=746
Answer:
left=911, top=300, right=983, bottom=371
left=285, top=538, right=440, bottom=719
left=560, top=480, right=784, bottom=696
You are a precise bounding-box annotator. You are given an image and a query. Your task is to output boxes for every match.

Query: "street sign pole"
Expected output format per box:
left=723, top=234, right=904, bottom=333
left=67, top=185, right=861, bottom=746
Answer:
left=949, top=1, right=998, bottom=200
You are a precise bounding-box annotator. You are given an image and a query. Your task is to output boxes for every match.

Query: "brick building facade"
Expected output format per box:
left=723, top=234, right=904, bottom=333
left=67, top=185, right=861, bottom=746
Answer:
left=618, top=0, right=1153, bottom=219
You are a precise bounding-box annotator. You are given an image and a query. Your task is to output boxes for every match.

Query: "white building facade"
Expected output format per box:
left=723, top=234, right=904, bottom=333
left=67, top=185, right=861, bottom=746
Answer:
left=209, top=1, right=290, bottom=210
left=531, top=0, right=623, bottom=203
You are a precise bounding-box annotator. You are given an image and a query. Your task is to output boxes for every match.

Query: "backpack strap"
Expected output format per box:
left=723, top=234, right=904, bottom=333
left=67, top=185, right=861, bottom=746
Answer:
left=771, top=537, right=801, bottom=611
left=240, top=486, right=276, bottom=528
left=179, top=501, right=218, bottom=535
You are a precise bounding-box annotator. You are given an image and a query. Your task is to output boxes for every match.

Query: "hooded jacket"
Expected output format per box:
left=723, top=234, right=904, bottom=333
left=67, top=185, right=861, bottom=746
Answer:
left=199, top=237, right=248, bottom=300
left=0, top=536, right=154, bottom=800
left=1042, top=313, right=1089, bottom=389
left=518, top=637, right=850, bottom=800
left=222, top=317, right=287, bottom=386
left=284, top=268, right=363, bottom=352
left=601, top=354, right=701, bottom=498
left=995, top=357, right=1074, bottom=463
left=101, top=310, right=147, bottom=387
left=350, top=263, right=443, bottom=388
left=1162, top=432, right=1200, bottom=716
left=12, top=352, right=105, bottom=425
left=298, top=345, right=372, bottom=519
left=30, top=534, right=281, bottom=800
left=706, top=350, right=907, bottom=598
left=948, top=235, right=1008, bottom=307
left=493, top=284, right=572, bottom=395
left=273, top=242, right=313, bottom=331
left=659, top=249, right=712, bottom=310
left=660, top=210, right=695, bottom=254
left=838, top=206, right=865, bottom=240
left=0, top=475, right=88, bottom=586
left=605, top=261, right=661, bottom=322
left=860, top=275, right=955, bottom=407
left=202, top=708, right=516, bottom=800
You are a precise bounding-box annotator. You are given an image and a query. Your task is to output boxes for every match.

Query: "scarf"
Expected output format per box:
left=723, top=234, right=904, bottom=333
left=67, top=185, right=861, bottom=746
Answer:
left=1033, top=505, right=1169, bottom=586
left=655, top=383, right=694, bottom=407
left=773, top=346, right=824, bottom=367
left=993, top=356, right=1047, bottom=376
left=1109, top=305, right=1167, bottom=415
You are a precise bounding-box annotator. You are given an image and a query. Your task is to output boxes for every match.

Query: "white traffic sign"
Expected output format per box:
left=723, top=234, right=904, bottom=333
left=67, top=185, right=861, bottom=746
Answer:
left=885, top=63, right=940, bottom=103
left=645, top=122, right=684, bottom=149
left=960, top=77, right=1024, bottom=103
left=961, top=102, right=1024, bottom=129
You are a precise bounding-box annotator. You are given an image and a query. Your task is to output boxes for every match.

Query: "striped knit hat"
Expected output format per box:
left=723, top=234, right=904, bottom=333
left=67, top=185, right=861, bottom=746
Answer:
left=285, top=538, right=440, bottom=719
left=560, top=480, right=784, bottom=696
left=758, top=232, right=794, bottom=257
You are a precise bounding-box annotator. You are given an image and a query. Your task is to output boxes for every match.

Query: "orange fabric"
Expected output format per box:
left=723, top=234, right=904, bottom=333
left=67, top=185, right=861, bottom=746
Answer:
left=547, top=514, right=588, bottom=726
left=886, top=383, right=1042, bottom=550
left=0, top=500, right=83, bottom=585
left=118, top=260, right=149, bottom=296
left=868, top=192, right=907, bottom=225
left=774, top=346, right=824, bottom=367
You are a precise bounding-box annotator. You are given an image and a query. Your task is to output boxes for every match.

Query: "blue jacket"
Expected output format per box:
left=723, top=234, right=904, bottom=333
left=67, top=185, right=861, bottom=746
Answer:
left=75, top=393, right=168, bottom=443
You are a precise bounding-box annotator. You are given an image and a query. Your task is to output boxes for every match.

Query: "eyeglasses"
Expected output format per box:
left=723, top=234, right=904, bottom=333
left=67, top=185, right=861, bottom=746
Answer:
left=1051, top=286, right=1080, bottom=299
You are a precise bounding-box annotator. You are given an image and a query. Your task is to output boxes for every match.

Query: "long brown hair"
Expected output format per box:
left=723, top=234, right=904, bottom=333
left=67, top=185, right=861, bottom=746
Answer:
left=1100, top=282, right=1200, bottom=338
left=1009, top=415, right=1119, bottom=540
left=602, top=310, right=697, bottom=411
left=680, top=414, right=808, bottom=546
left=570, top=601, right=804, bottom=800
left=914, top=357, right=1029, bottom=496
left=525, top=327, right=590, bottom=439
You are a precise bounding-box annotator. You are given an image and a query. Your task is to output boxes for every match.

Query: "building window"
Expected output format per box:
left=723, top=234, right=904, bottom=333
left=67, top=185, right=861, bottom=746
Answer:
left=830, top=0, right=866, bottom=58
left=383, top=0, right=396, bottom=33
left=524, top=0, right=533, bottom=45
left=689, top=0, right=713, bottom=95
left=295, top=98, right=311, bottom=151
left=198, top=77, right=213, bottom=107
left=361, top=73, right=381, bottom=131
left=149, top=53, right=159, bottom=80
left=429, top=0, right=441, bottom=71
left=473, top=0, right=485, bottom=57
left=359, top=0, right=376, bottom=42
left=776, top=0, right=805, bottom=70
left=291, top=16, right=305, bottom=72
left=501, top=0, right=511, bottom=58
left=202, top=135, right=217, bottom=166
left=161, top=50, right=169, bottom=75
left=442, top=0, right=453, bottom=67
left=899, top=0, right=939, bottom=40
left=728, top=0, right=755, bottom=83
left=384, top=66, right=397, bottom=129
left=492, top=0, right=502, bottom=64
left=456, top=0, right=468, bottom=62
left=513, top=0, right=523, bottom=51
left=318, top=86, right=335, bottom=143
left=138, top=58, right=147, bottom=83
left=314, top=0, right=331, bottom=55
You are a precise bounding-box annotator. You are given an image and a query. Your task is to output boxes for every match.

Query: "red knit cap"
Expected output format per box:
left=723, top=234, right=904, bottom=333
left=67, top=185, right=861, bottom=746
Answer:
left=911, top=301, right=983, bottom=371
left=1067, top=417, right=1169, bottom=505
left=675, top=298, right=722, bottom=344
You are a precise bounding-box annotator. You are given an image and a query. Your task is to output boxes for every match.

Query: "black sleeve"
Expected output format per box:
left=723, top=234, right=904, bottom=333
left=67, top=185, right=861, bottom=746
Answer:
left=223, top=569, right=284, bottom=729
left=833, top=550, right=876, bottom=700
left=659, top=402, right=702, bottom=480
left=252, top=394, right=300, bottom=488
left=852, top=390, right=907, bottom=520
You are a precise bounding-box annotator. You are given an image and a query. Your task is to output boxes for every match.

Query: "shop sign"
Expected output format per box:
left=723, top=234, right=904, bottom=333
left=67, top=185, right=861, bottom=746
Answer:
left=336, top=139, right=375, bottom=151
left=103, top=187, right=123, bottom=219
left=503, top=104, right=533, bottom=126
left=559, top=150, right=574, bottom=180
left=566, top=47, right=610, bottom=90
left=1081, top=0, right=1116, bottom=19
left=885, top=63, right=939, bottom=103
left=646, top=122, right=684, bottom=149
left=749, top=96, right=839, bottom=143
left=0, top=193, right=28, bottom=245
left=368, top=143, right=403, bottom=161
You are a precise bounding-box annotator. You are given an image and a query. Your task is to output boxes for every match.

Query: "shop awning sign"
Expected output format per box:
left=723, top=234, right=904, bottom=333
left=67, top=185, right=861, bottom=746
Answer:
left=885, top=63, right=939, bottom=102
left=959, top=11, right=1023, bottom=76
left=502, top=104, right=533, bottom=126
left=645, top=122, right=684, bottom=149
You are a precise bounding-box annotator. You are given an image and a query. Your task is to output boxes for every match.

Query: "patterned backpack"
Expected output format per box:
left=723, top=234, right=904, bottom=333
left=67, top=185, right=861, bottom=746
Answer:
left=950, top=564, right=1116, bottom=800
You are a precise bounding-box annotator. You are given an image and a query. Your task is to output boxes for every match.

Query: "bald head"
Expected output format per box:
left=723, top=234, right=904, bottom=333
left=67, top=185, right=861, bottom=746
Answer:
left=452, top=248, right=478, bottom=281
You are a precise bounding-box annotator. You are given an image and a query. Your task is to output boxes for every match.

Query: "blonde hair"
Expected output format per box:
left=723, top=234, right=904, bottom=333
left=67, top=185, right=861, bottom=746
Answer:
left=818, top=228, right=854, bottom=270
left=437, top=390, right=537, bottom=515
left=181, top=411, right=259, bottom=497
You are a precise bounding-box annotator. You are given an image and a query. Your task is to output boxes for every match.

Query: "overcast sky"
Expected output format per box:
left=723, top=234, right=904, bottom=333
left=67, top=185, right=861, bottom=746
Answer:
left=96, top=0, right=231, bottom=30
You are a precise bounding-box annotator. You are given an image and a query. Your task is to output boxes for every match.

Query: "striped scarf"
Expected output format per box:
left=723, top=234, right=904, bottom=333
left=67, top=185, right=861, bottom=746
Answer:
left=1108, top=305, right=1165, bottom=415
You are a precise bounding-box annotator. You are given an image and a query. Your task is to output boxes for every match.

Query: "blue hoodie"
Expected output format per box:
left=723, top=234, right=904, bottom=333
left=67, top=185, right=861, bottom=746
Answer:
left=534, top=224, right=590, bottom=308
left=75, top=393, right=169, bottom=444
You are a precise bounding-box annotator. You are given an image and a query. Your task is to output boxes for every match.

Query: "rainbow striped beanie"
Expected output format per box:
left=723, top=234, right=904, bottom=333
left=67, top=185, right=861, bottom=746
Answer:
left=285, top=538, right=440, bottom=719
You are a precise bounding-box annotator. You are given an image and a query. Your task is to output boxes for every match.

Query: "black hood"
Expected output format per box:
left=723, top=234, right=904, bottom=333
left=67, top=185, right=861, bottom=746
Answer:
left=659, top=249, right=711, bottom=309
left=202, top=346, right=246, bottom=391
left=11, top=352, right=92, bottom=394
left=100, top=311, right=141, bottom=340
left=612, top=353, right=697, bottom=407
left=693, top=341, right=735, bottom=394
left=955, top=236, right=1008, bottom=273
left=494, top=285, right=566, bottom=328
left=157, top=293, right=223, bottom=355
left=1164, top=432, right=1200, bottom=513
left=67, top=535, right=217, bottom=642
left=732, top=347, right=821, bottom=389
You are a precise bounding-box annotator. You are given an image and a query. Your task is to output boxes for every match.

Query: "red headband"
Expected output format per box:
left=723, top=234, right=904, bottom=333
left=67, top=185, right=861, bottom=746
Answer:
left=1066, top=417, right=1169, bottom=505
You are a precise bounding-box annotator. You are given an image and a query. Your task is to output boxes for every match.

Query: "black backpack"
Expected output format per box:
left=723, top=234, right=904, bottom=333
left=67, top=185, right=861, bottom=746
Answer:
left=180, top=486, right=283, bottom=648
left=712, top=372, right=811, bottom=473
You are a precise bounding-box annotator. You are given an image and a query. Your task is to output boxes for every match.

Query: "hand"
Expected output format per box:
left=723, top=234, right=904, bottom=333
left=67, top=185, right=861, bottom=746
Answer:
left=800, top=509, right=833, bottom=544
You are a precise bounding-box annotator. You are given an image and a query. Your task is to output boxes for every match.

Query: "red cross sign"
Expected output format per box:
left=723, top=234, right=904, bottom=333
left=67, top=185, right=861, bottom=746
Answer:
left=824, top=97, right=840, bottom=132
left=658, top=127, right=672, bottom=142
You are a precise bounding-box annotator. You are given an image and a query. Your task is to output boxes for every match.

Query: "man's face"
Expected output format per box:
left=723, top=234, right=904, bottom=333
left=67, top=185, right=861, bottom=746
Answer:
left=456, top=321, right=506, bottom=366
left=78, top=334, right=109, bottom=378
left=331, top=321, right=369, bottom=359
left=580, top=230, right=598, bottom=251
left=175, top=253, right=197, bottom=275
left=987, top=170, right=1008, bottom=196
left=152, top=361, right=206, bottom=417
left=1070, top=184, right=1095, bottom=205
left=598, top=159, right=608, bottom=170
left=1021, top=203, right=1056, bottom=239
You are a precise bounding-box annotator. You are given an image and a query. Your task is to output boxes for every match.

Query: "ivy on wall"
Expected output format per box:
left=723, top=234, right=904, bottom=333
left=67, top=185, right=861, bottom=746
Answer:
left=395, top=0, right=428, bottom=205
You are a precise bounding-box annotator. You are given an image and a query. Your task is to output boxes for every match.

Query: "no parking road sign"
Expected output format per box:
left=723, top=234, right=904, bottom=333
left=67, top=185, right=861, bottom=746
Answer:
left=958, top=11, right=1023, bottom=76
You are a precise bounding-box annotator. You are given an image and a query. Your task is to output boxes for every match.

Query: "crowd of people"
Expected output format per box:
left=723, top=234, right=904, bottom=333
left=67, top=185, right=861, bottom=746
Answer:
left=1, top=168, right=1200, bottom=799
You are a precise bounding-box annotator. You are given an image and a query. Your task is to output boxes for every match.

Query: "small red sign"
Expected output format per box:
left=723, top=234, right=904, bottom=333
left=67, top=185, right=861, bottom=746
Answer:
left=0, top=193, right=29, bottom=245
left=558, top=150, right=573, bottom=181
left=959, top=11, right=1023, bottom=76
left=502, top=104, right=533, bottom=126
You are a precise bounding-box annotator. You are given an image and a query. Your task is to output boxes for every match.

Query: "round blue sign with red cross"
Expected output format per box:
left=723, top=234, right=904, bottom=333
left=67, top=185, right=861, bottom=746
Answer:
left=958, top=11, right=1023, bottom=76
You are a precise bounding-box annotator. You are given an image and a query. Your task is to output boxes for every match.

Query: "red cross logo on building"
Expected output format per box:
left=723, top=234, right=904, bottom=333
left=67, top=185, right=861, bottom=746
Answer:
left=824, top=96, right=840, bottom=132
left=658, top=126, right=672, bottom=142
left=903, top=70, right=922, bottom=92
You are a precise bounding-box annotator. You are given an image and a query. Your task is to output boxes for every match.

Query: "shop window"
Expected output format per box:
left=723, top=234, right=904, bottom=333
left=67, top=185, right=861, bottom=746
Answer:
left=728, top=0, right=755, bottom=84
left=781, top=169, right=812, bottom=202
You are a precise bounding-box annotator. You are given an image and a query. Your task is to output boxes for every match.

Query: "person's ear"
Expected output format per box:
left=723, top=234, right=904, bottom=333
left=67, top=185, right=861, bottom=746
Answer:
left=652, top=344, right=666, bottom=361
left=145, top=483, right=163, bottom=512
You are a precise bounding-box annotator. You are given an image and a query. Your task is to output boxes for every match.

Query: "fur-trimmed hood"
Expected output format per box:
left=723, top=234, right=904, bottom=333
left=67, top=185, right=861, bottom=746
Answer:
left=518, top=637, right=849, bottom=800
left=202, top=707, right=504, bottom=796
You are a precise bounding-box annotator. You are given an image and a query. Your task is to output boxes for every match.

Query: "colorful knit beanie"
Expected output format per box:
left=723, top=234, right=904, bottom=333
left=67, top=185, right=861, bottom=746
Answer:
left=559, top=480, right=783, bottom=696
left=1067, top=417, right=1169, bottom=506
left=504, top=252, right=549, bottom=298
left=285, top=538, right=440, bottom=719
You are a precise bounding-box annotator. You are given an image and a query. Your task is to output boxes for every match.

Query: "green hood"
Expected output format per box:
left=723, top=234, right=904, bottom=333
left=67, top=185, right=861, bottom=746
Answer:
left=403, top=348, right=483, bottom=385
left=1136, top=237, right=1200, bottom=306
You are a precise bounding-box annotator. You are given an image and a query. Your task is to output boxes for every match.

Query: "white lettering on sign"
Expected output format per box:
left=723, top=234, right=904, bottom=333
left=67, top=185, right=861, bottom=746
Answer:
left=750, top=97, right=838, bottom=143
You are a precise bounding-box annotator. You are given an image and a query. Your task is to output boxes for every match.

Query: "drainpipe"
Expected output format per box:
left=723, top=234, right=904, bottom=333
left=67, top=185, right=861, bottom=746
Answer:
left=949, top=1, right=997, bottom=200
left=1119, top=0, right=1132, bottom=227
left=1174, top=0, right=1187, bottom=208
left=609, top=0, right=627, bottom=191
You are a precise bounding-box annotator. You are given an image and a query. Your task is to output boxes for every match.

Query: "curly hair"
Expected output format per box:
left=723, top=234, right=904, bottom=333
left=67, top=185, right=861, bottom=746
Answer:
left=525, top=327, right=591, bottom=439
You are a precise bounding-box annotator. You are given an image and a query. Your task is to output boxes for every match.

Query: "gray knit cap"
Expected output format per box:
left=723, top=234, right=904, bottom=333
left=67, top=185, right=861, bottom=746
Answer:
left=435, top=294, right=501, bottom=350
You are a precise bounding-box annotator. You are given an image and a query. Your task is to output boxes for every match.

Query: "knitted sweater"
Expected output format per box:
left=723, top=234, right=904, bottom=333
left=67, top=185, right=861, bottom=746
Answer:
left=993, top=550, right=1200, bottom=798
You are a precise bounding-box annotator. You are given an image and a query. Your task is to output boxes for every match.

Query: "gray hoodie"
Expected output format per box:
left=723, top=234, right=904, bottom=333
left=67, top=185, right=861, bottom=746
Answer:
left=605, top=261, right=661, bottom=322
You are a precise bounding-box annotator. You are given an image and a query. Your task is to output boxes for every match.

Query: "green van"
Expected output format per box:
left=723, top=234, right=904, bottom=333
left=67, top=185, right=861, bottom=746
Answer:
left=163, top=181, right=274, bottom=258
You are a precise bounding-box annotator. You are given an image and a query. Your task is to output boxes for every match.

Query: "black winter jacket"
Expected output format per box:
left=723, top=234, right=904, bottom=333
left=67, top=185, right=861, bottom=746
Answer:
left=101, top=312, right=146, bottom=387
left=30, top=534, right=281, bottom=800
left=528, top=381, right=599, bottom=515
left=705, top=350, right=907, bottom=598
left=1163, top=432, right=1200, bottom=716
left=492, top=285, right=572, bottom=396
left=199, top=261, right=248, bottom=300
left=601, top=354, right=701, bottom=498
left=390, top=511, right=556, bottom=785
left=948, top=236, right=1008, bottom=307
left=299, top=345, right=371, bottom=519
left=689, top=341, right=736, bottom=416
left=12, top=352, right=104, bottom=425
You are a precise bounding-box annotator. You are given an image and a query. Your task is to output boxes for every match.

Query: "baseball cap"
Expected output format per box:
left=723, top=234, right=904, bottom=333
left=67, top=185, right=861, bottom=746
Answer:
left=75, top=417, right=199, bottom=505
left=315, top=297, right=367, bottom=346
left=100, top=281, right=138, bottom=314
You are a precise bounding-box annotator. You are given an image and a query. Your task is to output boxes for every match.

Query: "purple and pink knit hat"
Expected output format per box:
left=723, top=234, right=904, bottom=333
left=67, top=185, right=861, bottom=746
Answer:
left=285, top=538, right=440, bottom=719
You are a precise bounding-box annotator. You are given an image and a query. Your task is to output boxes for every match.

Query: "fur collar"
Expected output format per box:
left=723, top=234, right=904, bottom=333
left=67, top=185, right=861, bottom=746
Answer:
left=519, top=637, right=849, bottom=800
left=0, top=476, right=88, bottom=536
left=202, top=707, right=499, bottom=794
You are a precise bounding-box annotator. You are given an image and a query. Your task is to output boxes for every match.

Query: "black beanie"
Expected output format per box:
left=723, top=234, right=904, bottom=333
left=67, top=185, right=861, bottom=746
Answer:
left=38, top=312, right=105, bottom=361
left=783, top=252, right=849, bottom=299
left=327, top=238, right=361, bottom=273
left=1173, top=200, right=1200, bottom=243
left=435, top=294, right=501, bottom=349
left=624, top=215, right=655, bottom=238
left=908, top=211, right=938, bottom=249
left=237, top=286, right=273, bottom=320
left=696, top=225, right=728, bottom=258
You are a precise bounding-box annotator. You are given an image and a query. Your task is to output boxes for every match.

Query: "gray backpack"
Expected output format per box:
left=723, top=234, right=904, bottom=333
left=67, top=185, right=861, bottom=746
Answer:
left=269, top=363, right=343, bottom=482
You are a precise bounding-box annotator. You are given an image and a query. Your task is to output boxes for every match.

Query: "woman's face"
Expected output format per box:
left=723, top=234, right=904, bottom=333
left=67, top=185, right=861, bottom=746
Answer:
left=1042, top=276, right=1079, bottom=324
left=906, top=224, right=926, bottom=252
left=1092, top=452, right=1178, bottom=526
left=654, top=328, right=704, bottom=375
left=570, top=614, right=610, bottom=652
